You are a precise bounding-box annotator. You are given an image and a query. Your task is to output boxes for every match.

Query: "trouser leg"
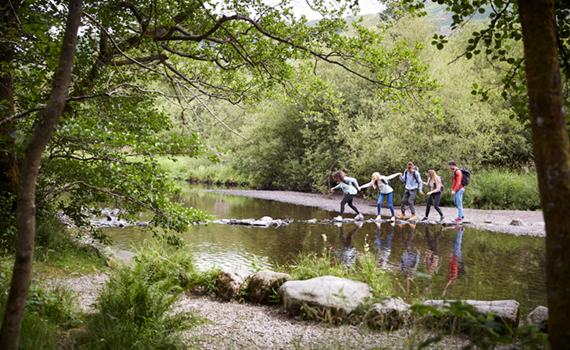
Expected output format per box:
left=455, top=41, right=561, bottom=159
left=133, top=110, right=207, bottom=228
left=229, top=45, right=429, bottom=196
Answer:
left=425, top=194, right=433, bottom=217
left=407, top=189, right=417, bottom=215
left=377, top=193, right=386, bottom=215
left=347, top=196, right=360, bottom=214
left=455, top=188, right=464, bottom=218
left=387, top=192, right=394, bottom=216
left=433, top=192, right=443, bottom=216
left=340, top=194, right=350, bottom=216
left=401, top=190, right=410, bottom=213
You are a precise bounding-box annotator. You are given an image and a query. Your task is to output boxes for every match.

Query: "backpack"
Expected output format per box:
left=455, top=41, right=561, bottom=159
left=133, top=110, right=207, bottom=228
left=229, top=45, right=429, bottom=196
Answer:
left=454, top=168, right=471, bottom=187
left=343, top=176, right=358, bottom=189
left=380, top=178, right=391, bottom=187
left=403, top=167, right=420, bottom=184
left=439, top=176, right=445, bottom=192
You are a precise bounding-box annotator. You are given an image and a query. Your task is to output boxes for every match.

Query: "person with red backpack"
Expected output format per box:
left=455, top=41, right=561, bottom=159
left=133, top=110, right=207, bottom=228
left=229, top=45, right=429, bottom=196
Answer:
left=448, top=160, right=467, bottom=222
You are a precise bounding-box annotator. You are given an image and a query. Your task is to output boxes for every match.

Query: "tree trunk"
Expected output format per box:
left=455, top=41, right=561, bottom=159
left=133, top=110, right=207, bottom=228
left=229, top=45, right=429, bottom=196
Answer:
left=518, top=0, right=570, bottom=348
left=0, top=0, right=83, bottom=348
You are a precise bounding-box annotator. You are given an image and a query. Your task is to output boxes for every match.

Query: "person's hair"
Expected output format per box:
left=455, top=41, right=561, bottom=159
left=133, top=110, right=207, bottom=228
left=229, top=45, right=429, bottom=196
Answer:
left=428, top=170, right=442, bottom=190
left=407, top=162, right=414, bottom=168
left=333, top=171, right=346, bottom=182
left=371, top=172, right=381, bottom=189
left=448, top=160, right=457, bottom=166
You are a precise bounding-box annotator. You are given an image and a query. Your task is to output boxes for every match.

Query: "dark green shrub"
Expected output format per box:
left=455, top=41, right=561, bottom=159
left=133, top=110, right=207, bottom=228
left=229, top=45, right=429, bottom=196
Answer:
left=469, top=170, right=540, bottom=210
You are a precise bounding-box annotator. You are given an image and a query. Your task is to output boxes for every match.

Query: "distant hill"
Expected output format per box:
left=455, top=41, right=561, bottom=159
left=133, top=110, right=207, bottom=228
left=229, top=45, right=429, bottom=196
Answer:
left=306, top=1, right=490, bottom=33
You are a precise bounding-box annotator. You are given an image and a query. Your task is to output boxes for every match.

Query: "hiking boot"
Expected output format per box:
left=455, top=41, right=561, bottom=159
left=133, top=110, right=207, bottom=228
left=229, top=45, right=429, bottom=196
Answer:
left=389, top=216, right=395, bottom=222
left=375, top=215, right=382, bottom=221
left=440, top=216, right=445, bottom=223
left=453, top=218, right=462, bottom=222
left=355, top=213, right=364, bottom=221
left=409, top=224, right=416, bottom=230
left=396, top=213, right=406, bottom=220
left=420, top=217, right=428, bottom=222
left=409, top=214, right=417, bottom=221
left=333, top=216, right=343, bottom=221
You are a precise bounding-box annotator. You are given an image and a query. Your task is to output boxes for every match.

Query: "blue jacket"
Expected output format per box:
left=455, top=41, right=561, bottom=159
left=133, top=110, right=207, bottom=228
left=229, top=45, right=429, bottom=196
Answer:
left=334, top=176, right=359, bottom=195
left=399, top=169, right=422, bottom=191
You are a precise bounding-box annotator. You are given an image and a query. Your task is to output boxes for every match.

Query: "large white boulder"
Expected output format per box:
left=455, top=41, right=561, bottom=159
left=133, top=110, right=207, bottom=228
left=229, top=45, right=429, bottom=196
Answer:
left=279, top=276, right=372, bottom=320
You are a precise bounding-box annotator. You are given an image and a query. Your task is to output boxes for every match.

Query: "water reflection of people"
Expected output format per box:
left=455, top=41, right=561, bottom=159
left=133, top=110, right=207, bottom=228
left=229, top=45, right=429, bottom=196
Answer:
left=397, top=223, right=420, bottom=280
left=375, top=222, right=394, bottom=269
left=446, top=226, right=464, bottom=288
left=333, top=221, right=362, bottom=267
left=422, top=225, right=443, bottom=275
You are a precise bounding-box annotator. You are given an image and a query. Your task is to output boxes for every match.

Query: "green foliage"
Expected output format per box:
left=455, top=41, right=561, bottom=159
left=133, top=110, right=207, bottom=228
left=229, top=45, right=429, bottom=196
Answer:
left=411, top=301, right=550, bottom=350
left=394, top=0, right=570, bottom=125
left=81, top=244, right=207, bottom=350
left=468, top=169, right=541, bottom=210
left=204, top=16, right=534, bottom=196
left=0, top=274, right=80, bottom=350
left=0, top=193, right=17, bottom=253
left=130, top=240, right=220, bottom=293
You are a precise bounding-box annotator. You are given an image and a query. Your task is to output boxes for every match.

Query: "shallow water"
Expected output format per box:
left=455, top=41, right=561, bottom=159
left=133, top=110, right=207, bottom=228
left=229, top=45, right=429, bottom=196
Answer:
left=104, top=185, right=546, bottom=316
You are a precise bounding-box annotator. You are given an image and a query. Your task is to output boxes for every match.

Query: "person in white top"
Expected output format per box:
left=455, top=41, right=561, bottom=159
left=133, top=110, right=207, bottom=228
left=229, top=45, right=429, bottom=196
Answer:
left=359, top=172, right=401, bottom=221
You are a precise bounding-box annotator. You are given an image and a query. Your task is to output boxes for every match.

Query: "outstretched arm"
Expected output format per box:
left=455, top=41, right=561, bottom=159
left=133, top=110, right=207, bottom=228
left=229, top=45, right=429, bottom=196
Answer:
left=386, top=173, right=401, bottom=181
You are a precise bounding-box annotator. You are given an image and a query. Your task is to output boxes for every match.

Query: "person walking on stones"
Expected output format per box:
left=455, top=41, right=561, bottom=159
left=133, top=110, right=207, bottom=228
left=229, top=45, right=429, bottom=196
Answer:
left=448, top=160, right=465, bottom=222
left=359, top=171, right=402, bottom=222
left=331, top=171, right=364, bottom=221
left=420, top=170, right=445, bottom=223
left=396, top=162, right=424, bottom=221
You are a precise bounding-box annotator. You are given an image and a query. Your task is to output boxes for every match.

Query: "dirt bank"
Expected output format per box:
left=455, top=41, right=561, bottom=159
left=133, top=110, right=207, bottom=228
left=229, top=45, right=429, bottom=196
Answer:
left=206, top=189, right=546, bottom=237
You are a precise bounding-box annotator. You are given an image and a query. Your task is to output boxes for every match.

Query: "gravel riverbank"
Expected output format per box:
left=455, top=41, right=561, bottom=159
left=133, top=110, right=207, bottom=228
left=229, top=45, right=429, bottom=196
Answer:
left=206, top=189, right=546, bottom=237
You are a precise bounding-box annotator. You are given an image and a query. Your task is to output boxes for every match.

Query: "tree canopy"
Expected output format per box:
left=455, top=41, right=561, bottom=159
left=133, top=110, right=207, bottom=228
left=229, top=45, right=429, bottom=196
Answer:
left=0, top=0, right=437, bottom=244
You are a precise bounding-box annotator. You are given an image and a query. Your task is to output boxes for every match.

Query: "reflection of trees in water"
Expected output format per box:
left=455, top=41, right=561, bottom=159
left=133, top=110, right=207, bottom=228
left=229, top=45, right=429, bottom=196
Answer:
left=422, top=225, right=443, bottom=275
left=333, top=223, right=361, bottom=267
left=376, top=223, right=394, bottom=269
left=397, top=224, right=420, bottom=280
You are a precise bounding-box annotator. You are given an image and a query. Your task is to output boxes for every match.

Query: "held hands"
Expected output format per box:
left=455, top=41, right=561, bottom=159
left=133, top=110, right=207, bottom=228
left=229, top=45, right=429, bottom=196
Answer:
left=331, top=188, right=335, bottom=192
left=398, top=173, right=402, bottom=177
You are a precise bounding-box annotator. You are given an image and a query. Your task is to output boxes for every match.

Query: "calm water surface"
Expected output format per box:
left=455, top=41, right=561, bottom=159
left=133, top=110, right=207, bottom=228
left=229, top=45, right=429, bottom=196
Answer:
left=104, top=186, right=546, bottom=316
